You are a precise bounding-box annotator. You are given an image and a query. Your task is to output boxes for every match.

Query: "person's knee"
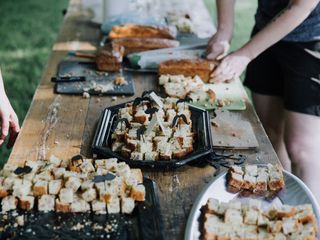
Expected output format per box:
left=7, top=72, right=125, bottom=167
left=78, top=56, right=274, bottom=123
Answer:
left=284, top=136, right=313, bottom=166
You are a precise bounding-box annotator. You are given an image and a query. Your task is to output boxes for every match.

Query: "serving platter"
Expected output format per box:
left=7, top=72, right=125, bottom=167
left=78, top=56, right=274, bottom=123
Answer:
left=184, top=170, right=320, bottom=240
left=0, top=178, right=164, bottom=240
left=92, top=100, right=213, bottom=169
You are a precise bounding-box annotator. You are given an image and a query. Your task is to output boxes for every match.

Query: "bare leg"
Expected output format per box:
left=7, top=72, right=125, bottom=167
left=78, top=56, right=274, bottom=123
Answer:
left=252, top=93, right=292, bottom=171
left=284, top=111, right=320, bottom=203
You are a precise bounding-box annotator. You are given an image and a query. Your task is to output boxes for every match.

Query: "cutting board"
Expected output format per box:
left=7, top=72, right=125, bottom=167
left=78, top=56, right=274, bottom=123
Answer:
left=55, top=61, right=135, bottom=96
left=211, top=109, right=259, bottom=149
left=190, top=79, right=247, bottom=111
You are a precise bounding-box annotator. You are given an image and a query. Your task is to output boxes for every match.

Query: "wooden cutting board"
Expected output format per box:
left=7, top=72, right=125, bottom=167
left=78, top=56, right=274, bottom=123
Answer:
left=211, top=109, right=259, bottom=149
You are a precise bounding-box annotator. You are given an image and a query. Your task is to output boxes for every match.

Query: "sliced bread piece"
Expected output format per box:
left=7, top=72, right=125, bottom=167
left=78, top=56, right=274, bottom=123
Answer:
left=48, top=179, right=63, bottom=195
left=121, top=197, right=135, bottom=214
left=130, top=184, right=145, bottom=201
left=19, top=196, right=35, bottom=210
left=38, top=194, right=55, bottom=212
left=55, top=198, right=71, bottom=213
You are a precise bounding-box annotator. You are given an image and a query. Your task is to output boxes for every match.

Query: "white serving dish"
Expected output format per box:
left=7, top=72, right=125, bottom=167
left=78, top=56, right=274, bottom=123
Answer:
left=184, top=170, right=320, bottom=240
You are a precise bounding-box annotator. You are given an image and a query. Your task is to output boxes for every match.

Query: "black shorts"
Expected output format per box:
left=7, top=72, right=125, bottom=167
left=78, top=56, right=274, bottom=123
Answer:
left=244, top=30, right=320, bottom=116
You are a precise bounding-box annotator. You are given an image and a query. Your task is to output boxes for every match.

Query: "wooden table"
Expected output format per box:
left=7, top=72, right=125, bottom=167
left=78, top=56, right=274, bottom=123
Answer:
left=7, top=0, right=280, bottom=239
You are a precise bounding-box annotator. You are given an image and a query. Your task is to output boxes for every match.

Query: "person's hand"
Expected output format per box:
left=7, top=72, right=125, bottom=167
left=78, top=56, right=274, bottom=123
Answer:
left=210, top=49, right=252, bottom=83
left=0, top=95, right=20, bottom=148
left=206, top=33, right=231, bottom=60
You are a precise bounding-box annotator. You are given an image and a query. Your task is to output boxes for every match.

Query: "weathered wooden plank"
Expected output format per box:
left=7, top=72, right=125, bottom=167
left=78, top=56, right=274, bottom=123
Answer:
left=7, top=1, right=280, bottom=239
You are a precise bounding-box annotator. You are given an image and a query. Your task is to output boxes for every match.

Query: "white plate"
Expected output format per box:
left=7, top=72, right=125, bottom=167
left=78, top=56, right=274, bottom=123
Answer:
left=184, top=170, right=320, bottom=240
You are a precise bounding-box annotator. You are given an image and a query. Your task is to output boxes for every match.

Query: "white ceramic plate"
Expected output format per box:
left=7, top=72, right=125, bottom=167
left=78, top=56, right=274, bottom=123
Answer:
left=184, top=170, right=320, bottom=240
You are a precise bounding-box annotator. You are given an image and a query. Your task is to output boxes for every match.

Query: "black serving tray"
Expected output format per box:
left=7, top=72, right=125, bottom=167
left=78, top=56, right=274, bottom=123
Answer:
left=92, top=101, right=213, bottom=168
left=0, top=178, right=164, bottom=240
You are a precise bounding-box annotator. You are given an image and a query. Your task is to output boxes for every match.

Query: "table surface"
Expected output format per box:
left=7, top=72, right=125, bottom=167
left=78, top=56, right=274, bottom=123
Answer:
left=7, top=0, right=280, bottom=239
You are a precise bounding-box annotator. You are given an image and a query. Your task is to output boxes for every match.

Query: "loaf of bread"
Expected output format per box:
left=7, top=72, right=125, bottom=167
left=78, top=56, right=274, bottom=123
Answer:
left=112, top=38, right=180, bottom=56
left=159, top=59, right=217, bottom=83
left=109, top=24, right=177, bottom=40
left=96, top=43, right=124, bottom=72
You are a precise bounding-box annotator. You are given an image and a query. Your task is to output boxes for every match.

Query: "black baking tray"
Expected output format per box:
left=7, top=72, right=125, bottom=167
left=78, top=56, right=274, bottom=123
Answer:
left=0, top=178, right=164, bottom=240
left=92, top=101, right=213, bottom=168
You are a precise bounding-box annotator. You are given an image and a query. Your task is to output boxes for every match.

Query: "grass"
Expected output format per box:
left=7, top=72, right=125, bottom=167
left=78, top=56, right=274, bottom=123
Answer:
left=0, top=0, right=257, bottom=166
left=0, top=0, right=68, bottom=165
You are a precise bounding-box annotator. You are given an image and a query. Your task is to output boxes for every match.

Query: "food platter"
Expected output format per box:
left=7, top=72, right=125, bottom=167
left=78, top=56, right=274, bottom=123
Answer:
left=184, top=170, right=320, bottom=240
left=0, top=178, right=164, bottom=240
left=92, top=100, right=213, bottom=168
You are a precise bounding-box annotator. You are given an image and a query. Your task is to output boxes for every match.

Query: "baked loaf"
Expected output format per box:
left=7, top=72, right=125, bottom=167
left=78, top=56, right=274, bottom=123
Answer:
left=0, top=157, right=145, bottom=215
left=96, top=43, right=124, bottom=72
left=109, top=24, right=177, bottom=40
left=201, top=198, right=318, bottom=240
left=159, top=59, right=217, bottom=83
left=227, top=164, right=285, bottom=195
left=112, top=38, right=180, bottom=56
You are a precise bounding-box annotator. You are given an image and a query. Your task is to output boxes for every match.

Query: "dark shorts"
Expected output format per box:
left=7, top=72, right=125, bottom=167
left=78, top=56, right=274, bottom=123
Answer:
left=244, top=30, right=320, bottom=116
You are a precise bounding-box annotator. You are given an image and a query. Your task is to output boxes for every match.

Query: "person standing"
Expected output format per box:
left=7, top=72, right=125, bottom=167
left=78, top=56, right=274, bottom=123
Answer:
left=207, top=0, right=320, bottom=202
left=0, top=68, right=20, bottom=148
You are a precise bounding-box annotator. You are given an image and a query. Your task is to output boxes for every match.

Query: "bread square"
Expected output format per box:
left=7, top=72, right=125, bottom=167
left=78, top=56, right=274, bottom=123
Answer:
left=267, top=221, right=282, bottom=233
left=224, top=208, right=243, bottom=224
left=1, top=196, right=18, bottom=212
left=80, top=161, right=95, bottom=173
left=92, top=200, right=107, bottom=214
left=203, top=214, right=222, bottom=240
left=282, top=217, right=300, bottom=235
left=242, top=174, right=257, bottom=190
left=144, top=152, right=159, bottom=161
left=227, top=171, right=244, bottom=191
left=38, top=195, right=55, bottom=212
left=12, top=179, right=32, bottom=198
left=33, top=180, right=48, bottom=197
left=70, top=198, right=90, bottom=213
left=65, top=177, right=81, bottom=192
left=107, top=197, right=120, bottom=214
left=53, top=167, right=66, bottom=179
left=55, top=198, right=71, bottom=213
left=48, top=179, right=63, bottom=195
left=81, top=180, right=94, bottom=191
left=121, top=197, right=135, bottom=214
left=82, top=188, right=97, bottom=202
left=130, top=184, right=145, bottom=201
left=59, top=188, right=74, bottom=204
left=19, top=196, right=35, bottom=210
left=244, top=208, right=259, bottom=225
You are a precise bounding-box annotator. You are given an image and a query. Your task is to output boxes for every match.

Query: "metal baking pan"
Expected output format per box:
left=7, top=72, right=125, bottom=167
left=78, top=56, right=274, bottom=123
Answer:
left=184, top=170, right=320, bottom=240
left=92, top=101, right=213, bottom=168
left=0, top=178, right=164, bottom=240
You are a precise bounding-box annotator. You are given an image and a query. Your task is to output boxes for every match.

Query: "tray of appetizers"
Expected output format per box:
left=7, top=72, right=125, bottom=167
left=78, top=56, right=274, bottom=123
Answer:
left=92, top=92, right=213, bottom=168
left=184, top=164, right=320, bottom=240
left=0, top=157, right=164, bottom=240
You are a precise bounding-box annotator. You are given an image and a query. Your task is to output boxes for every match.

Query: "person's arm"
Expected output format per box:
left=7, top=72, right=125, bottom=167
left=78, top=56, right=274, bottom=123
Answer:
left=206, top=0, right=235, bottom=60
left=211, top=0, right=320, bottom=83
left=0, top=69, right=20, bottom=148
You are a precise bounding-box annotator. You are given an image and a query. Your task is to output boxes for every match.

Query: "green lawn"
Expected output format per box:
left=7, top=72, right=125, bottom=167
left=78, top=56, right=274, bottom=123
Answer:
left=0, top=0, right=68, bottom=165
left=0, top=0, right=257, bottom=166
